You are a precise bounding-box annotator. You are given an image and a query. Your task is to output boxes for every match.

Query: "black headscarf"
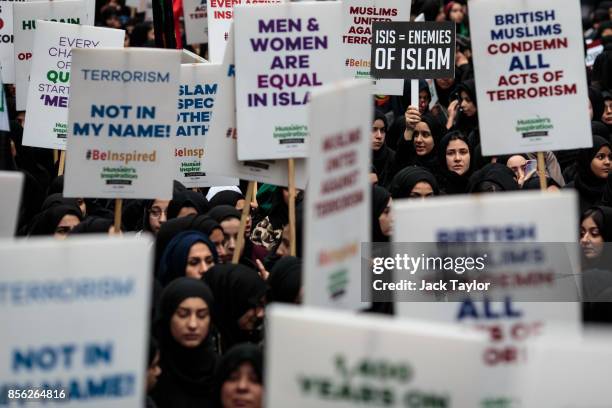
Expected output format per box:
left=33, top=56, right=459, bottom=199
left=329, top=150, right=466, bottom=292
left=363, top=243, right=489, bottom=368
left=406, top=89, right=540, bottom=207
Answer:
left=207, top=205, right=241, bottom=224
left=69, top=216, right=113, bottom=234
left=573, top=135, right=610, bottom=213
left=167, top=191, right=210, bottom=220
left=393, top=112, right=445, bottom=175
left=28, top=205, right=82, bottom=236
left=389, top=166, right=439, bottom=199
left=436, top=131, right=474, bottom=194
left=203, top=264, right=268, bottom=352
left=372, top=109, right=396, bottom=187
left=152, top=278, right=218, bottom=408
left=209, top=190, right=244, bottom=208
left=371, top=185, right=391, bottom=242
left=268, top=256, right=302, bottom=303
left=213, top=343, right=263, bottom=408
left=157, top=230, right=219, bottom=287
left=155, top=214, right=222, bottom=274
left=468, top=163, right=520, bottom=193
left=40, top=193, right=81, bottom=212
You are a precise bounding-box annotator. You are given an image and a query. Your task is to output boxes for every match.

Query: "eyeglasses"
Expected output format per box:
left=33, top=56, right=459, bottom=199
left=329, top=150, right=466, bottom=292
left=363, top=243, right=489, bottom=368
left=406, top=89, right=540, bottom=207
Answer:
left=149, top=207, right=168, bottom=218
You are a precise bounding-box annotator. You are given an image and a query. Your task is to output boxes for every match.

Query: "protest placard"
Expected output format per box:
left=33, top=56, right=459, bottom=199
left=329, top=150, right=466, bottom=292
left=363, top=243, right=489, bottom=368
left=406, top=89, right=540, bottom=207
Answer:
left=0, top=0, right=20, bottom=84
left=183, top=0, right=208, bottom=45
left=341, top=0, right=410, bottom=95
left=370, top=21, right=455, bottom=79
left=266, top=304, right=487, bottom=407
left=469, top=0, right=592, bottom=155
left=207, top=0, right=284, bottom=64
left=0, top=235, right=152, bottom=406
left=64, top=48, right=181, bottom=200
left=518, top=333, right=612, bottom=406
left=234, top=2, right=346, bottom=161
left=181, top=26, right=307, bottom=188
left=303, top=79, right=370, bottom=310
left=13, top=0, right=87, bottom=110
left=392, top=191, right=580, bottom=406
left=22, top=21, right=125, bottom=150
left=0, top=171, right=23, bottom=238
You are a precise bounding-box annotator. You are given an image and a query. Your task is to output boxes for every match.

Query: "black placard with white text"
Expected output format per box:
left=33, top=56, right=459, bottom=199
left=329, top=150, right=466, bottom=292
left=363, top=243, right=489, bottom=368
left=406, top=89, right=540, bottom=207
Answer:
left=370, top=21, right=455, bottom=79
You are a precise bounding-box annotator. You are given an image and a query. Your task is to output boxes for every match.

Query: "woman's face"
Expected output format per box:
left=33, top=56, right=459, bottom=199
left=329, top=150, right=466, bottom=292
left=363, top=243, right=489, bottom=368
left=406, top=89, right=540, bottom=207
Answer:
left=221, top=362, right=263, bottom=408
left=170, top=297, right=210, bottom=348
left=413, top=122, right=434, bottom=156
left=185, top=242, right=215, bottom=279
left=210, top=228, right=227, bottom=262
left=371, top=119, right=386, bottom=151
left=409, top=181, right=434, bottom=199
left=418, top=90, right=430, bottom=114
left=603, top=99, right=612, bottom=125
left=149, top=199, right=170, bottom=235
left=459, top=91, right=476, bottom=117
left=221, top=218, right=241, bottom=263
left=507, top=155, right=527, bottom=181
left=590, top=146, right=611, bottom=179
left=378, top=198, right=392, bottom=237
left=449, top=3, right=464, bottom=23
left=238, top=298, right=265, bottom=331
left=54, top=214, right=80, bottom=239
left=446, top=139, right=471, bottom=175
left=580, top=216, right=604, bottom=259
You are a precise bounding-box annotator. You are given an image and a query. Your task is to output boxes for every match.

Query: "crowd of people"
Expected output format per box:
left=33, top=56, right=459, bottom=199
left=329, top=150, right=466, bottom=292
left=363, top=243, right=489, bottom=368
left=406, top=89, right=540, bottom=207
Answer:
left=1, top=0, right=612, bottom=406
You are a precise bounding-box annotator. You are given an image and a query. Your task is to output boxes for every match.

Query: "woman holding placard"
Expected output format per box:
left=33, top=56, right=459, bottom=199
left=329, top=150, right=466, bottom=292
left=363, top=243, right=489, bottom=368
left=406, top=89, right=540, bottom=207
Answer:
left=152, top=278, right=218, bottom=408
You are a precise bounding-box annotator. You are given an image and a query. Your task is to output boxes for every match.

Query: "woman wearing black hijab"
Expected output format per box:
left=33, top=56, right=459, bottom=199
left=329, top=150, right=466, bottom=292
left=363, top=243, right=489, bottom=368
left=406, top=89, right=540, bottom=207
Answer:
left=267, top=256, right=302, bottom=304
left=209, top=190, right=245, bottom=209
left=28, top=204, right=82, bottom=239
left=565, top=135, right=611, bottom=214
left=389, top=166, right=439, bottom=199
left=203, top=264, right=267, bottom=353
left=392, top=112, right=445, bottom=177
left=167, top=191, right=210, bottom=220
left=436, top=131, right=474, bottom=194
left=371, top=110, right=396, bottom=187
left=151, top=278, right=218, bottom=408
left=371, top=185, right=392, bottom=242
left=213, top=343, right=263, bottom=408
left=157, top=231, right=219, bottom=286
left=447, top=79, right=479, bottom=138
left=467, top=163, right=520, bottom=193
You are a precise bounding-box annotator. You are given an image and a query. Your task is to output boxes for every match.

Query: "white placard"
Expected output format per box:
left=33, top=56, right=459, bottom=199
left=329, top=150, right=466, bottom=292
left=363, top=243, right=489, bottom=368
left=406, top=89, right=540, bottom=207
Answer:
left=0, top=236, right=152, bottom=407
left=0, top=0, right=20, bottom=84
left=266, top=304, right=487, bottom=407
left=0, top=171, right=23, bottom=238
left=303, top=79, right=371, bottom=310
left=235, top=2, right=347, bottom=160
left=23, top=21, right=125, bottom=150
left=469, top=0, right=592, bottom=155
left=519, top=333, right=612, bottom=406
left=181, top=26, right=307, bottom=188
left=64, top=48, right=181, bottom=199
left=13, top=0, right=87, bottom=110
left=393, top=191, right=580, bottom=407
left=184, top=0, right=208, bottom=45
left=341, top=0, right=410, bottom=95
left=207, top=0, right=284, bottom=64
